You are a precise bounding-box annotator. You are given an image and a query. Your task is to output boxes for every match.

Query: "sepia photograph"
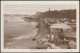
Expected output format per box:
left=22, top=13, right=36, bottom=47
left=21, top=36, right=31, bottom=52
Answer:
left=1, top=1, right=79, bottom=52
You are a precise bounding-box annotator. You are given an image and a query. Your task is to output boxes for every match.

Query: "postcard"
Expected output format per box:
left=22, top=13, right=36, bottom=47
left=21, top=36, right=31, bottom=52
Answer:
left=1, top=1, right=79, bottom=52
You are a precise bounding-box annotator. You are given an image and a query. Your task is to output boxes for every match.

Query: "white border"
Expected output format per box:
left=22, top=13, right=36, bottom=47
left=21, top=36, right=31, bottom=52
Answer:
left=1, top=1, right=79, bottom=52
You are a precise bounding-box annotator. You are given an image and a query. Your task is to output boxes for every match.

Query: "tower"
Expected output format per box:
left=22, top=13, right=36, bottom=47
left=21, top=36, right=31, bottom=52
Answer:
left=49, top=8, right=50, bottom=11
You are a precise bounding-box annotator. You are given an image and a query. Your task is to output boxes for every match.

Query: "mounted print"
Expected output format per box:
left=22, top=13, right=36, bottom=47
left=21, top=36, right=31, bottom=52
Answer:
left=1, top=1, right=79, bottom=52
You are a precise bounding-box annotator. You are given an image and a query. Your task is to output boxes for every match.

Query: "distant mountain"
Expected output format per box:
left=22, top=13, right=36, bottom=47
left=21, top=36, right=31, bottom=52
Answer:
left=4, top=14, right=28, bottom=17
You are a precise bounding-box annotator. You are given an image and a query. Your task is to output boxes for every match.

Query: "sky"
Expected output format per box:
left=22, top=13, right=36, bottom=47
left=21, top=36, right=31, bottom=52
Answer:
left=4, top=4, right=76, bottom=15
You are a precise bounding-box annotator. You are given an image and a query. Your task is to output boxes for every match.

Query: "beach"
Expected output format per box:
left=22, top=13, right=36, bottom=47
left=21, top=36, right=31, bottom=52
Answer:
left=4, top=16, right=39, bottom=49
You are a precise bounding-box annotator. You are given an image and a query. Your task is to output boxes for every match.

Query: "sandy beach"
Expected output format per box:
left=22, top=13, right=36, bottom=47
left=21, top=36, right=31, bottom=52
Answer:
left=4, top=17, right=39, bottom=49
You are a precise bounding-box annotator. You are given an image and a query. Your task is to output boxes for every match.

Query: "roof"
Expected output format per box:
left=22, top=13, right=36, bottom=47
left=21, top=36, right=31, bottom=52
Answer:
left=50, top=23, right=72, bottom=29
